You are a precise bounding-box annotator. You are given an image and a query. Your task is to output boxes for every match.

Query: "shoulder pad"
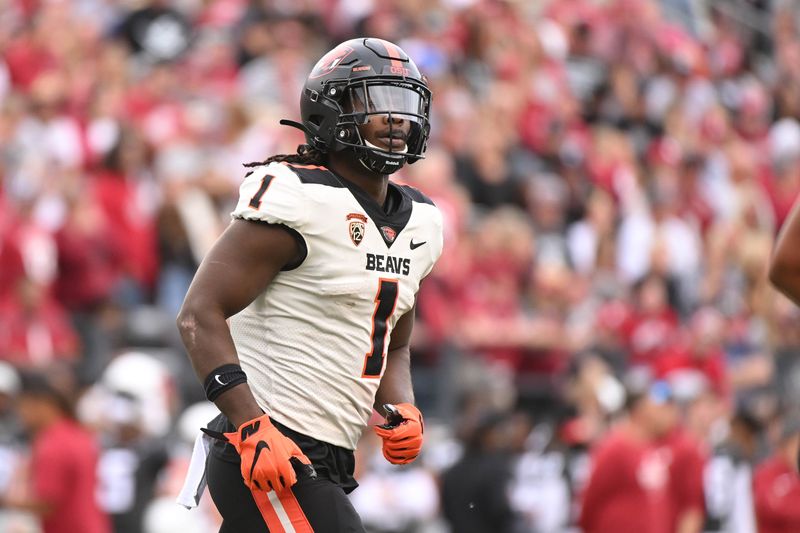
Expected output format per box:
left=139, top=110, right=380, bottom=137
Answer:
left=231, top=163, right=306, bottom=229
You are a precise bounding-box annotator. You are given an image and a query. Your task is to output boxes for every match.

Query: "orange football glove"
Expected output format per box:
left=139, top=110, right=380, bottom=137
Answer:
left=223, top=414, right=311, bottom=492
left=372, top=403, right=424, bottom=465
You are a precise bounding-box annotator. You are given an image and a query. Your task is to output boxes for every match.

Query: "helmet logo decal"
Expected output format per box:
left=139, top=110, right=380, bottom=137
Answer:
left=389, top=65, right=411, bottom=76
left=310, top=45, right=354, bottom=79
left=347, top=213, right=368, bottom=246
left=380, top=226, right=397, bottom=243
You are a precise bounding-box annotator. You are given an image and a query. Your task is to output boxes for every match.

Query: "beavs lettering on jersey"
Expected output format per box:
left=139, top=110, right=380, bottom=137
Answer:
left=366, top=253, right=410, bottom=276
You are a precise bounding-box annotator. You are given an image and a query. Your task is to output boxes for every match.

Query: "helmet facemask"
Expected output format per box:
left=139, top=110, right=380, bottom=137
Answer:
left=333, top=78, right=431, bottom=175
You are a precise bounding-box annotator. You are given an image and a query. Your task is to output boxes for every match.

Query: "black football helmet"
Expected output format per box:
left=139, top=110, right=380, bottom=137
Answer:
left=282, top=38, right=432, bottom=175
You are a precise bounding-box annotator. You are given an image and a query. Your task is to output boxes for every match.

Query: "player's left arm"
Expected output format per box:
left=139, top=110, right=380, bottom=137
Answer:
left=374, top=302, right=416, bottom=410
left=770, top=200, right=800, bottom=303
left=372, top=302, right=424, bottom=465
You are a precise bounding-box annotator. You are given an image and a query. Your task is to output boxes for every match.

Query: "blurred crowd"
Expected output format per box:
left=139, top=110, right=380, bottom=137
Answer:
left=2, top=0, right=800, bottom=531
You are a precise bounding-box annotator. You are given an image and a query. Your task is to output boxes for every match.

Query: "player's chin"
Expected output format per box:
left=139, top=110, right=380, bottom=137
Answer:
left=376, top=139, right=406, bottom=152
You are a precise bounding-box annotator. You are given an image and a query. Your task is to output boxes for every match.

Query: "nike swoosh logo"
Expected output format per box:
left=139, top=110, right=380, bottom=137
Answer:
left=249, top=440, right=270, bottom=483
left=410, top=239, right=426, bottom=250
left=214, top=375, right=227, bottom=386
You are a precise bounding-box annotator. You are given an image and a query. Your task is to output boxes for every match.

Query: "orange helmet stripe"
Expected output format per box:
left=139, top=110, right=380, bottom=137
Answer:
left=379, top=39, right=403, bottom=69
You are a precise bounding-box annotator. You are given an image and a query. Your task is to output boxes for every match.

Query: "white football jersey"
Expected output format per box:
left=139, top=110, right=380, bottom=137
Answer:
left=229, top=161, right=443, bottom=449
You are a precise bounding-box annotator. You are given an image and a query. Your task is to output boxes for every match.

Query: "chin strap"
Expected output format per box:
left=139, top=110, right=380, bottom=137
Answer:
left=359, top=139, right=408, bottom=175
left=364, top=139, right=409, bottom=155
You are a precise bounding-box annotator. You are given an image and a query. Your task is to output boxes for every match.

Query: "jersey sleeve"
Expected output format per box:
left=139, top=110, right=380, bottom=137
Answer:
left=231, top=163, right=306, bottom=231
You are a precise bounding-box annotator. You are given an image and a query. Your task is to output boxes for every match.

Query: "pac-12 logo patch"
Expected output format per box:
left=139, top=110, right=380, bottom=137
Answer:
left=381, top=226, right=397, bottom=243
left=347, top=213, right=367, bottom=246
left=310, top=45, right=354, bottom=79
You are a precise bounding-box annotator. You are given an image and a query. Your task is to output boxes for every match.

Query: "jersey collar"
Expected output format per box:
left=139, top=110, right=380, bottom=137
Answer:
left=329, top=170, right=412, bottom=248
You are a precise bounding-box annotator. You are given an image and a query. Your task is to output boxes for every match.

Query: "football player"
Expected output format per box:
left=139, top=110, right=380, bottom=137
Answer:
left=176, top=38, right=443, bottom=532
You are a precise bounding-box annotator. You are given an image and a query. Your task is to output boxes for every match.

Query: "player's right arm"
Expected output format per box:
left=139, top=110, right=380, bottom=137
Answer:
left=769, top=200, right=800, bottom=304
left=177, top=165, right=313, bottom=493
left=176, top=218, right=301, bottom=427
left=178, top=163, right=306, bottom=427
left=177, top=217, right=313, bottom=492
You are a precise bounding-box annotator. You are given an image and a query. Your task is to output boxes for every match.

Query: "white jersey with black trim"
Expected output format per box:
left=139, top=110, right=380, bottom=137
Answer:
left=229, top=161, right=443, bottom=450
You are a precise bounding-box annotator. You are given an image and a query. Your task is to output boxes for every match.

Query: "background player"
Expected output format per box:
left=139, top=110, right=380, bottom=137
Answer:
left=176, top=38, right=443, bottom=532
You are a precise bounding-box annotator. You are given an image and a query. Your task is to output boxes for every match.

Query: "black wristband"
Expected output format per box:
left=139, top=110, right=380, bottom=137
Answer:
left=203, top=364, right=248, bottom=402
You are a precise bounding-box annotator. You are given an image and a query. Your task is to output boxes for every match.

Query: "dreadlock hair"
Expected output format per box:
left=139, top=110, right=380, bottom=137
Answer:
left=244, top=144, right=328, bottom=168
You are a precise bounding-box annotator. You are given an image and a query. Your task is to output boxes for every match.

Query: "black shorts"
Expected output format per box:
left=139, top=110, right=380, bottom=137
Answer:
left=205, top=414, right=366, bottom=533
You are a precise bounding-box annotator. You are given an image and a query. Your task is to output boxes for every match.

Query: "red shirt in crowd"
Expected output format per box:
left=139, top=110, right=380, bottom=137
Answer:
left=0, top=231, right=25, bottom=302
left=92, top=171, right=158, bottom=289
left=3, top=34, right=56, bottom=90
left=32, top=418, right=110, bottom=533
left=623, top=308, right=680, bottom=366
left=665, top=428, right=707, bottom=533
left=654, top=343, right=728, bottom=398
left=54, top=211, right=123, bottom=311
left=0, top=295, right=78, bottom=367
left=579, top=429, right=671, bottom=533
left=753, top=455, right=800, bottom=533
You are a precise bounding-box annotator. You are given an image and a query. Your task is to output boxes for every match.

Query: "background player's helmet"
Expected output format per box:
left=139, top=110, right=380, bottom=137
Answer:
left=296, top=38, right=432, bottom=174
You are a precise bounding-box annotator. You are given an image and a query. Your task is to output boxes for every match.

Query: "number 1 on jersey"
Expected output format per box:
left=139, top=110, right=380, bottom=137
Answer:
left=248, top=174, right=275, bottom=209
left=362, top=279, right=399, bottom=378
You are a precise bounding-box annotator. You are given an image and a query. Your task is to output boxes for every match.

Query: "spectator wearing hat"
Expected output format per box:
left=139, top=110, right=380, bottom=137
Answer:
left=752, top=418, right=800, bottom=533
left=579, top=381, right=678, bottom=533
left=2, top=369, right=110, bottom=533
